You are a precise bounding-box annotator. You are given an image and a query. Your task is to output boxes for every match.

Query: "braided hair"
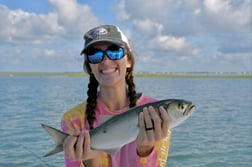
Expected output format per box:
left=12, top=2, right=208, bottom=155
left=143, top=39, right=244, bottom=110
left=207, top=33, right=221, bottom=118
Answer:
left=83, top=45, right=137, bottom=129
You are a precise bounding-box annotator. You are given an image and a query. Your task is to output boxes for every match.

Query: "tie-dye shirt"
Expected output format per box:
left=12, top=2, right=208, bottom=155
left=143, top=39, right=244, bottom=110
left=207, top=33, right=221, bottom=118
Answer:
left=61, top=94, right=171, bottom=167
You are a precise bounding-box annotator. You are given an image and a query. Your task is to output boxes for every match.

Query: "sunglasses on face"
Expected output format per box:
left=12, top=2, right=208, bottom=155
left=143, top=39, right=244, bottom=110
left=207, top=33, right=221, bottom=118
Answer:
left=85, top=45, right=126, bottom=64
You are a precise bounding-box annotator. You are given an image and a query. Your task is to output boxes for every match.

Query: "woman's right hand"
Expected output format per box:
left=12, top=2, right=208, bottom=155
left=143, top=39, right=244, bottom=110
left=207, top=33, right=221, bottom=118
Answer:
left=63, top=130, right=100, bottom=163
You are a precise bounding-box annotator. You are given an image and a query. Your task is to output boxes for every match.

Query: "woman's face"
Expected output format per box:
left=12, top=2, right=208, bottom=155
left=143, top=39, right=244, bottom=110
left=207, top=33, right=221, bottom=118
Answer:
left=88, top=42, right=132, bottom=87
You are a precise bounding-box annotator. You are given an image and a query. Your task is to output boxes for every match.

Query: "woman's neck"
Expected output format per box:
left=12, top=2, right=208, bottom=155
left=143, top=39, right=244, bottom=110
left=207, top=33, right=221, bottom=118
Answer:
left=99, top=85, right=129, bottom=111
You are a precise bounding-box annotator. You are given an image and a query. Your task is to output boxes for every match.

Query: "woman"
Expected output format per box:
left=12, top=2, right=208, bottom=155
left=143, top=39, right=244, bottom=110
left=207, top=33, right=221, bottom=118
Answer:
left=61, top=25, right=171, bottom=167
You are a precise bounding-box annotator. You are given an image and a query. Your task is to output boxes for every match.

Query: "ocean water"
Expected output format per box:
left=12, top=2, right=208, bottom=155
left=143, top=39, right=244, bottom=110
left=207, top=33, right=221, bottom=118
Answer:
left=0, top=76, right=251, bottom=167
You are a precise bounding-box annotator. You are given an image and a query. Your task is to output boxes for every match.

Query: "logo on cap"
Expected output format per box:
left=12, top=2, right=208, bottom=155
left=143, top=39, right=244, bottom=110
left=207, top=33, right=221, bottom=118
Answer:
left=90, top=28, right=108, bottom=38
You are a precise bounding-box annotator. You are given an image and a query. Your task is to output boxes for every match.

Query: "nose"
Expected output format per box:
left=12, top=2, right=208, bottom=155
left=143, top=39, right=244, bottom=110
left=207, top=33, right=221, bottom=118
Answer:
left=101, top=54, right=111, bottom=64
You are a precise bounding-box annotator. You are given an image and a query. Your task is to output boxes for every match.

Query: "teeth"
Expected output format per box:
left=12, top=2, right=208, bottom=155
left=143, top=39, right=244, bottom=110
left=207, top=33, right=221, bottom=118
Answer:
left=102, top=68, right=116, bottom=74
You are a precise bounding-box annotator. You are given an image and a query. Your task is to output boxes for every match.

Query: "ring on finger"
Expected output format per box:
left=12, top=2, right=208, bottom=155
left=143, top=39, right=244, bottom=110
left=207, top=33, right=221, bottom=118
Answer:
left=145, top=127, right=154, bottom=131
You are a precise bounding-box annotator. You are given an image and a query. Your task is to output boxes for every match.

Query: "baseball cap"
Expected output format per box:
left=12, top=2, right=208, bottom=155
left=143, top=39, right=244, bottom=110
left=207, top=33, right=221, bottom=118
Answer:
left=80, top=25, right=130, bottom=54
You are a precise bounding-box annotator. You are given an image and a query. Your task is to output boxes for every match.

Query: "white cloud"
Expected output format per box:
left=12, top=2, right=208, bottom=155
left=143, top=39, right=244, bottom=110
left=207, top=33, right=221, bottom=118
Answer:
left=0, top=0, right=100, bottom=45
left=121, top=0, right=177, bottom=20
left=132, top=19, right=163, bottom=35
left=118, top=0, right=251, bottom=35
left=44, top=49, right=56, bottom=57
left=0, top=0, right=251, bottom=72
left=0, top=5, right=63, bottom=44
left=49, top=0, right=79, bottom=24
left=49, top=0, right=99, bottom=38
left=116, top=0, right=251, bottom=72
left=0, top=0, right=101, bottom=72
left=150, top=35, right=188, bottom=51
left=116, top=0, right=130, bottom=22
left=203, top=0, right=251, bottom=32
left=212, top=51, right=252, bottom=71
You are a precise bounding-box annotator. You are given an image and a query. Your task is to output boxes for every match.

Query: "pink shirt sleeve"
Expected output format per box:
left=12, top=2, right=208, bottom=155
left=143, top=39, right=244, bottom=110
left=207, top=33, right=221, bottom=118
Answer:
left=64, top=156, right=82, bottom=167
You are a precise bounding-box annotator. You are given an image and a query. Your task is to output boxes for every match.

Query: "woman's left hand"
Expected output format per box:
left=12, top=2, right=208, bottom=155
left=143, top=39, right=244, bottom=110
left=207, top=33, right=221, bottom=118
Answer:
left=136, top=106, right=169, bottom=157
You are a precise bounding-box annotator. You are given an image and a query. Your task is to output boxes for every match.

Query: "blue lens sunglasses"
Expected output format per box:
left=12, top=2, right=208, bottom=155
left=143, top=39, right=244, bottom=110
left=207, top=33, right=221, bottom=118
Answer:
left=85, top=45, right=126, bottom=64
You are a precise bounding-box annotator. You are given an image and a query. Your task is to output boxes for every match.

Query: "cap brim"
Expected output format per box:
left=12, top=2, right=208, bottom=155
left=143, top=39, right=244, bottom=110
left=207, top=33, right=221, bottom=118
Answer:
left=80, top=39, right=125, bottom=55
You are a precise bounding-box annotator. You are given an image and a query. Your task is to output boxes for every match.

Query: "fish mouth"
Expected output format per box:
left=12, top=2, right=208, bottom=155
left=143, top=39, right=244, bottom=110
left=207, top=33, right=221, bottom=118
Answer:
left=183, top=104, right=196, bottom=116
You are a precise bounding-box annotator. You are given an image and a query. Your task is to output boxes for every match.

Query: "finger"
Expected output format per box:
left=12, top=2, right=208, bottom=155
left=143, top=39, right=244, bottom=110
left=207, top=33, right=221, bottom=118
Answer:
left=149, top=106, right=162, bottom=140
left=83, top=131, right=91, bottom=158
left=73, top=129, right=81, bottom=136
left=64, top=135, right=78, bottom=160
left=160, top=106, right=169, bottom=137
left=138, top=111, right=147, bottom=140
left=76, top=132, right=84, bottom=160
left=144, top=107, right=154, bottom=140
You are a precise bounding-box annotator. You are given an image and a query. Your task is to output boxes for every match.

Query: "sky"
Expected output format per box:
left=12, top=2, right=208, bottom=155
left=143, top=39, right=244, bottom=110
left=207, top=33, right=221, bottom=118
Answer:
left=0, top=0, right=251, bottom=73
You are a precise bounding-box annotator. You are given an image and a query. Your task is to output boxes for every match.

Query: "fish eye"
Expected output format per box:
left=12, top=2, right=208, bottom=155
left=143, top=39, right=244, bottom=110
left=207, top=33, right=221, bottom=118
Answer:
left=178, top=103, right=185, bottom=110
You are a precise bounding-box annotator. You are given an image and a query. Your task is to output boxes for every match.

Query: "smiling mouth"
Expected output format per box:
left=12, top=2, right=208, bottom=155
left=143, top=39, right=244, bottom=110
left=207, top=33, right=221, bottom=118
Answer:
left=101, top=68, right=118, bottom=74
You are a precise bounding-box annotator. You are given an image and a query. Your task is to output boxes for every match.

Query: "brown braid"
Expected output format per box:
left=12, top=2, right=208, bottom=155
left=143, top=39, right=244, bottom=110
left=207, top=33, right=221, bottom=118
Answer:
left=125, top=45, right=138, bottom=108
left=83, top=44, right=137, bottom=129
left=126, top=68, right=137, bottom=108
left=86, top=75, right=99, bottom=129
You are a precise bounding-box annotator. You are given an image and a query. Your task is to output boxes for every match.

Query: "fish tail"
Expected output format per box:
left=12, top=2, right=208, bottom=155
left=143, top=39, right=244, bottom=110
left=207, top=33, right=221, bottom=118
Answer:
left=41, top=124, right=68, bottom=157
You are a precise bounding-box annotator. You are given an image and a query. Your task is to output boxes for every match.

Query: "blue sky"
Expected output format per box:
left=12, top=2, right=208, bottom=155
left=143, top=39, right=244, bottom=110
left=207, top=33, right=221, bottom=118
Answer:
left=0, top=0, right=251, bottom=73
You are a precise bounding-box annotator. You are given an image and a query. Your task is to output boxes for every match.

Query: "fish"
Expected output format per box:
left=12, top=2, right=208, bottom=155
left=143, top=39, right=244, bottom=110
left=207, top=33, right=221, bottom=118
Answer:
left=42, top=99, right=196, bottom=157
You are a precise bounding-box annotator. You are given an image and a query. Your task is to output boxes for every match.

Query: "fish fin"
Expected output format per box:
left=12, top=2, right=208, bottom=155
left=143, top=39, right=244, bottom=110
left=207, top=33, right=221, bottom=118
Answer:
left=41, top=124, right=68, bottom=157
left=43, top=145, right=63, bottom=157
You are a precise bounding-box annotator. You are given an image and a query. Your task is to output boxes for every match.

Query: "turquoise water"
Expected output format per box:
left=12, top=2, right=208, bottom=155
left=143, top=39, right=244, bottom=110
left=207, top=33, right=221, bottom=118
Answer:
left=0, top=76, right=251, bottom=167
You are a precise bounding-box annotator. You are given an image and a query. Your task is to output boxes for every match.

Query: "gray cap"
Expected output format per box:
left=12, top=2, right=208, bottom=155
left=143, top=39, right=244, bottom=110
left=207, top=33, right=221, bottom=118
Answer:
left=81, top=25, right=130, bottom=54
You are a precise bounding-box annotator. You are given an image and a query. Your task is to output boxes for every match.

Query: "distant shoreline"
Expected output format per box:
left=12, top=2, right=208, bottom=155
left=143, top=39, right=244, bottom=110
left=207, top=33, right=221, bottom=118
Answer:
left=0, top=72, right=251, bottom=78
